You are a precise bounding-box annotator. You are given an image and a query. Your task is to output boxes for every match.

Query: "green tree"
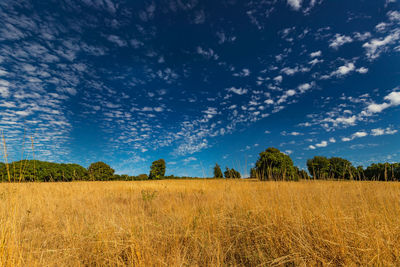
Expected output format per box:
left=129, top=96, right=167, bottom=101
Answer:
left=328, top=157, right=355, bottom=180
left=0, top=160, right=89, bottom=182
left=255, top=147, right=297, bottom=181
left=149, top=159, right=166, bottom=180
left=294, top=166, right=310, bottom=180
left=137, top=174, right=149, bottom=180
left=363, top=163, right=399, bottom=181
left=356, top=166, right=365, bottom=180
left=224, top=167, right=241, bottom=178
left=213, top=163, right=223, bottom=178
left=88, top=162, right=114, bottom=181
left=307, top=156, right=330, bottom=179
left=250, top=167, right=257, bottom=178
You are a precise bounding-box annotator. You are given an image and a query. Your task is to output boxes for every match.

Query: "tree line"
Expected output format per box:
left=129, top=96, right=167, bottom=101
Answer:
left=1, top=147, right=399, bottom=182
left=0, top=159, right=173, bottom=182
left=218, top=147, right=400, bottom=181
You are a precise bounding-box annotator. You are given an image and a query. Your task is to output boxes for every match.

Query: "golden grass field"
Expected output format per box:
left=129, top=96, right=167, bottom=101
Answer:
left=1, top=179, right=400, bottom=266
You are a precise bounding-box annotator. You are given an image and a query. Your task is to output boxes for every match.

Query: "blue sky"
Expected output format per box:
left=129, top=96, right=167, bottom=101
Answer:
left=0, top=0, right=399, bottom=177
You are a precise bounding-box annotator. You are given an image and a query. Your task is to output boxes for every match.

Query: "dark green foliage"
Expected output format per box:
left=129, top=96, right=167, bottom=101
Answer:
left=305, top=156, right=400, bottom=181
left=137, top=174, right=149, bottom=180
left=254, top=147, right=298, bottom=181
left=250, top=167, right=257, bottom=178
left=88, top=162, right=114, bottom=181
left=307, top=156, right=330, bottom=179
left=149, top=159, right=166, bottom=180
left=111, top=173, right=149, bottom=181
left=356, top=166, right=365, bottom=180
left=213, top=163, right=223, bottom=178
left=1, top=156, right=399, bottom=183
left=364, top=163, right=400, bottom=181
left=0, top=160, right=89, bottom=182
left=329, top=157, right=356, bottom=180
left=294, top=166, right=310, bottom=180
left=224, top=167, right=241, bottom=178
left=307, top=156, right=357, bottom=180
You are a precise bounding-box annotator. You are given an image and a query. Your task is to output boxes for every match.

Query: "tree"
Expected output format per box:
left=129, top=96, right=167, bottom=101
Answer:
left=137, top=174, right=149, bottom=180
left=254, top=147, right=297, bottom=181
left=88, top=162, right=114, bottom=181
left=356, top=166, right=365, bottom=180
left=250, top=167, right=257, bottom=178
left=328, top=157, right=355, bottom=180
left=224, top=167, right=241, bottom=178
left=307, top=156, right=330, bottom=180
left=213, top=163, right=223, bottom=178
left=294, top=166, right=310, bottom=180
left=363, top=163, right=399, bottom=181
left=0, top=160, right=89, bottom=182
left=149, top=159, right=166, bottom=179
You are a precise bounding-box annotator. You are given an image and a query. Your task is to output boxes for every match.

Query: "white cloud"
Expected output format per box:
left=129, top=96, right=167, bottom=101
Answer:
left=332, top=115, right=357, bottom=126
left=353, top=32, right=371, bottom=41
left=308, top=145, right=316, bottom=150
left=197, top=47, right=219, bottom=60
left=286, top=89, right=296, bottom=96
left=385, top=91, right=400, bottom=105
left=365, top=91, right=400, bottom=115
left=64, top=87, right=77, bottom=95
left=274, top=75, right=283, bottom=83
left=370, top=127, right=397, bottom=136
left=310, top=51, right=322, bottom=58
left=309, top=58, right=324, bottom=65
left=193, top=10, right=205, bottom=24
left=298, top=82, right=315, bottom=93
left=107, top=35, right=127, bottom=47
left=329, top=34, right=353, bottom=49
left=287, top=0, right=302, bottom=10
left=203, top=107, right=218, bottom=118
left=343, top=131, right=368, bottom=142
left=375, top=23, right=388, bottom=32
left=316, top=140, right=328, bottom=147
left=335, top=62, right=355, bottom=76
left=329, top=137, right=336, bottom=143
left=15, top=110, right=31, bottom=116
left=233, top=68, right=251, bottom=77
left=183, top=157, right=197, bottom=162
left=227, top=87, right=248, bottom=95
left=0, top=79, right=10, bottom=98
left=352, top=131, right=368, bottom=138
left=282, top=131, right=302, bottom=136
left=367, top=103, right=390, bottom=114
left=388, top=10, right=400, bottom=22
left=363, top=30, right=400, bottom=59
left=281, top=67, right=299, bottom=75
left=371, top=128, right=385, bottom=136
left=356, top=67, right=368, bottom=74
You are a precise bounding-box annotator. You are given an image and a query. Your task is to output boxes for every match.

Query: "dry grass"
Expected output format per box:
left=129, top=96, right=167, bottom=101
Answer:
left=1, top=179, right=400, bottom=266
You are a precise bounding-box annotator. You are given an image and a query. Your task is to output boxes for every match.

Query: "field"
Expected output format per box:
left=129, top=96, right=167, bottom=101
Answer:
left=1, top=179, right=400, bottom=266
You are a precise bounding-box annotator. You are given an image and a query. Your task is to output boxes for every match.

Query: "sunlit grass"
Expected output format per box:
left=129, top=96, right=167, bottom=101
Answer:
left=1, top=179, right=400, bottom=266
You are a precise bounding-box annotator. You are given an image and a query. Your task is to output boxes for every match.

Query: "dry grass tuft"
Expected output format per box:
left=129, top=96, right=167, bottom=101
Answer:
left=1, top=179, right=400, bottom=266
